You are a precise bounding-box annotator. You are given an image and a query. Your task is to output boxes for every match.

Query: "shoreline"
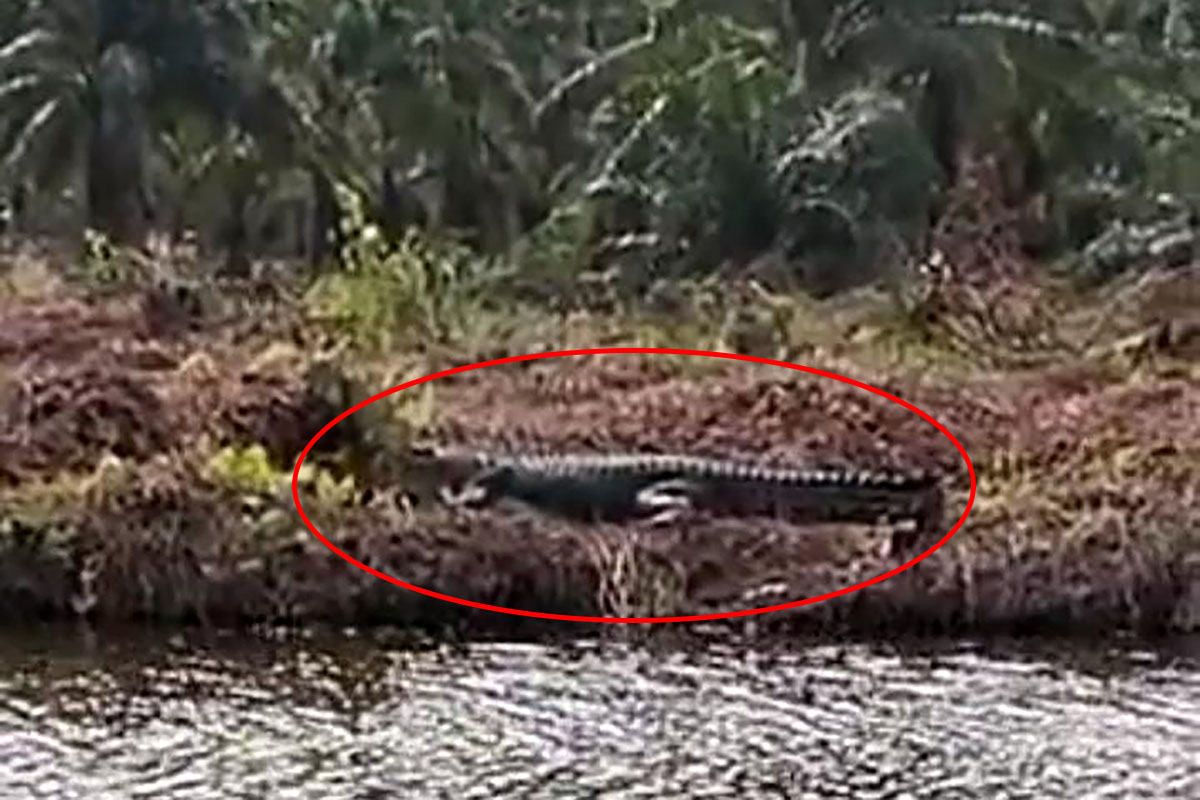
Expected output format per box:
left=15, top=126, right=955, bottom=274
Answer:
left=1, top=286, right=1198, bottom=640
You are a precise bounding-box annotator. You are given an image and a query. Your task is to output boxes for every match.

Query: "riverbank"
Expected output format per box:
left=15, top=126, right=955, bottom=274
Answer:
left=2, top=267, right=1198, bottom=640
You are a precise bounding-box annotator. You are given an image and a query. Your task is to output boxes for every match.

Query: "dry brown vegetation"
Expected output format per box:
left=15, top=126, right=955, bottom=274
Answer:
left=1, top=242, right=1199, bottom=641
left=2, top=155, right=1199, bottom=641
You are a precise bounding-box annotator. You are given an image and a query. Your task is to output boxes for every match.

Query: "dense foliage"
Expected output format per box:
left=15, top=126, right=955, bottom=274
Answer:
left=2, top=0, right=1199, bottom=291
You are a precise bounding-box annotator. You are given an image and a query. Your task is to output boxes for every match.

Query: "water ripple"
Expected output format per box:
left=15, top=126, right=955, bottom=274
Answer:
left=0, top=633, right=1196, bottom=798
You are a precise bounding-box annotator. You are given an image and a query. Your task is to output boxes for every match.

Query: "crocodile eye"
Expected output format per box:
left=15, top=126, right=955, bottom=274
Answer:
left=484, top=465, right=515, bottom=485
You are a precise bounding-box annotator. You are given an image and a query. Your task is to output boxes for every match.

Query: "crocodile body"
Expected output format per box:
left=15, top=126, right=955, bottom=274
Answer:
left=404, top=445, right=945, bottom=551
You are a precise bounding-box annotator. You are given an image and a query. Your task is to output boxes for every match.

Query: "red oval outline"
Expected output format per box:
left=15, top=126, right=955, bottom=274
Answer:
left=292, top=348, right=976, bottom=623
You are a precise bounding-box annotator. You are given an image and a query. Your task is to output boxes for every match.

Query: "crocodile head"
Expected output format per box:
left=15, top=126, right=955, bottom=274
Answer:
left=396, top=441, right=490, bottom=503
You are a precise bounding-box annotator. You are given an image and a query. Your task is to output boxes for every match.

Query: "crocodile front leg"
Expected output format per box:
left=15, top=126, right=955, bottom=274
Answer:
left=438, top=482, right=488, bottom=507
left=437, top=465, right=509, bottom=509
left=635, top=479, right=698, bottom=526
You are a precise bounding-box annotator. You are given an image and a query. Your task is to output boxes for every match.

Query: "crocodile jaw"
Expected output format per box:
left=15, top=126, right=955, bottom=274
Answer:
left=399, top=443, right=489, bottom=506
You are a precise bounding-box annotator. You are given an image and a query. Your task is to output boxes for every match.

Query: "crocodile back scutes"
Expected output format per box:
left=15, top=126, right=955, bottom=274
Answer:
left=469, top=450, right=936, bottom=490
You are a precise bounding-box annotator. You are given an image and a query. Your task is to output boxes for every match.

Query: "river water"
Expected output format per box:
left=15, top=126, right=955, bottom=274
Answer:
left=0, top=628, right=1196, bottom=799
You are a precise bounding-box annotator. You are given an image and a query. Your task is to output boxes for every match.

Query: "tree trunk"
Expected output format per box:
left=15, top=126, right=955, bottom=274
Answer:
left=310, top=169, right=341, bottom=268
left=87, top=131, right=150, bottom=248
left=221, top=188, right=251, bottom=278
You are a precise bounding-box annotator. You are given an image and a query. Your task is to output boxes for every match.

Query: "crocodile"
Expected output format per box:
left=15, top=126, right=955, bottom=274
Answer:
left=401, top=444, right=945, bottom=553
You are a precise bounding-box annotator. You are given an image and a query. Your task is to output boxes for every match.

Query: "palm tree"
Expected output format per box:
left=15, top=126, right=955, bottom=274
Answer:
left=0, top=0, right=154, bottom=244
left=0, top=0, right=305, bottom=250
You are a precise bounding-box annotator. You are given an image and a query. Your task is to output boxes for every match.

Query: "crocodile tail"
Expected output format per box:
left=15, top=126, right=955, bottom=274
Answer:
left=769, top=466, right=940, bottom=489
left=863, top=467, right=941, bottom=490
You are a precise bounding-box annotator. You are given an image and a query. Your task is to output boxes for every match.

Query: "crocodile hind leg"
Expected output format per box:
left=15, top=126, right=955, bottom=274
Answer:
left=635, top=479, right=698, bottom=526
